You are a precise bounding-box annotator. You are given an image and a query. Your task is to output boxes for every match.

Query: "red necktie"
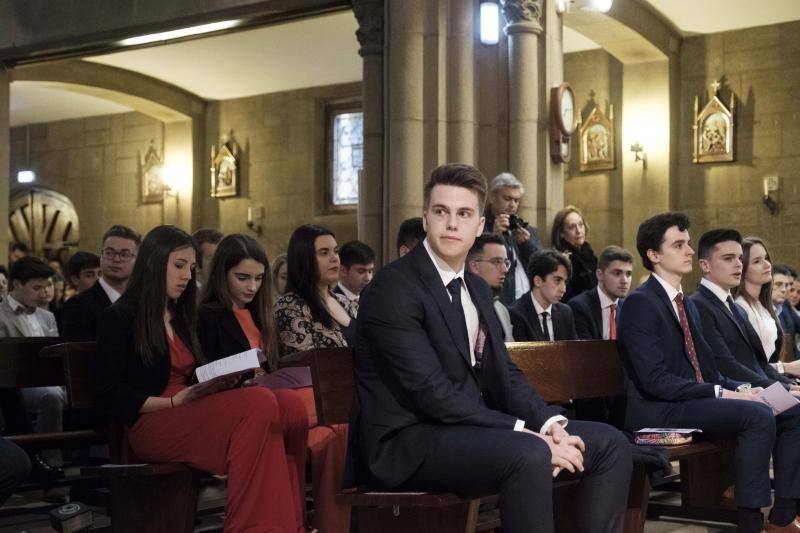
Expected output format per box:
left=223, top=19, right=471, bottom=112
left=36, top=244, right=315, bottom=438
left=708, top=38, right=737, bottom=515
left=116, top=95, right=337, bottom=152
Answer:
left=609, top=303, right=617, bottom=340
left=673, top=293, right=704, bottom=383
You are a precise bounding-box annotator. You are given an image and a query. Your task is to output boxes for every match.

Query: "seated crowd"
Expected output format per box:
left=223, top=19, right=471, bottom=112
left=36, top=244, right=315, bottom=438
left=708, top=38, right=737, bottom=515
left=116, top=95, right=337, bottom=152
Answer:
left=0, top=164, right=799, bottom=532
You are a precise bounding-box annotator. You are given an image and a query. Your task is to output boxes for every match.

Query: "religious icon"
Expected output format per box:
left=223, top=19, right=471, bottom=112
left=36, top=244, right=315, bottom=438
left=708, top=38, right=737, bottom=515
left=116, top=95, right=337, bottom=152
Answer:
left=139, top=140, right=164, bottom=203
left=693, top=79, right=735, bottom=164
left=578, top=104, right=615, bottom=172
left=210, top=131, right=240, bottom=198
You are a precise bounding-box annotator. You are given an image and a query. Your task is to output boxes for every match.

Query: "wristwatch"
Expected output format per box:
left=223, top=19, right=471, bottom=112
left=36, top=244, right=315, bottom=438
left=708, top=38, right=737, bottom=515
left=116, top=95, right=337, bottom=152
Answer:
left=736, top=383, right=752, bottom=393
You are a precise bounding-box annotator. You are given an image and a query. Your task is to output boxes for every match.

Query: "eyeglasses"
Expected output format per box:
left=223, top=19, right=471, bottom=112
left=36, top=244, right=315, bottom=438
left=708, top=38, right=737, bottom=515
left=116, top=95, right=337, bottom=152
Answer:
left=101, top=248, right=136, bottom=261
left=472, top=258, right=512, bottom=269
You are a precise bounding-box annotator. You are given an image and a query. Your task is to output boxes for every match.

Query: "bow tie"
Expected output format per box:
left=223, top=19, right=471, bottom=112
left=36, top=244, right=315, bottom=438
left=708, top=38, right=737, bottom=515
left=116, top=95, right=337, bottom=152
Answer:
left=14, top=305, right=37, bottom=315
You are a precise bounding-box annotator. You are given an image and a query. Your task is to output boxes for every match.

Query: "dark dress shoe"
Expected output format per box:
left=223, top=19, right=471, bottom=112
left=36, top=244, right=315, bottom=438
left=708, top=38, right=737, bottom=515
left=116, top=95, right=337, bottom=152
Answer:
left=28, top=452, right=65, bottom=483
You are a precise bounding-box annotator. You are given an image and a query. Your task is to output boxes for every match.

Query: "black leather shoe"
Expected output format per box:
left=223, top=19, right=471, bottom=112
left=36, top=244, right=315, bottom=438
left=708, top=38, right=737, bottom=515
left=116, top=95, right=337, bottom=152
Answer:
left=28, top=453, right=64, bottom=483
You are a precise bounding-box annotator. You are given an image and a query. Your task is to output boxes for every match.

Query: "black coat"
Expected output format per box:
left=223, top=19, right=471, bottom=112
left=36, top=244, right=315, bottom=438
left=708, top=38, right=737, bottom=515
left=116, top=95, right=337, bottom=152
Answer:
left=95, top=299, right=197, bottom=427
left=197, top=305, right=251, bottom=363
left=689, top=284, right=793, bottom=389
left=346, top=243, right=563, bottom=489
left=483, top=212, right=542, bottom=306
left=60, top=281, right=112, bottom=341
left=508, top=293, right=578, bottom=342
left=567, top=287, right=624, bottom=340
left=558, top=242, right=598, bottom=302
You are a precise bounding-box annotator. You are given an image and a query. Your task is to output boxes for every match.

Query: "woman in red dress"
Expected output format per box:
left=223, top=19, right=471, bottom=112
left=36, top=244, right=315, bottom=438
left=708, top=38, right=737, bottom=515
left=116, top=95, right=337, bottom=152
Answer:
left=198, top=234, right=350, bottom=533
left=96, top=225, right=305, bottom=532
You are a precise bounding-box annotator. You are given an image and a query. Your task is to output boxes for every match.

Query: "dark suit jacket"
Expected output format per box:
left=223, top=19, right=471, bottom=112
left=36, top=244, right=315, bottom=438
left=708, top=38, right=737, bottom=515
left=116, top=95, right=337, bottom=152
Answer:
left=347, top=243, right=563, bottom=489
left=61, top=281, right=112, bottom=341
left=778, top=302, right=800, bottom=359
left=618, top=277, right=743, bottom=426
left=197, top=305, right=251, bottom=362
left=567, top=287, right=624, bottom=340
left=95, top=298, right=198, bottom=427
left=689, top=284, right=793, bottom=389
left=508, top=293, right=578, bottom=341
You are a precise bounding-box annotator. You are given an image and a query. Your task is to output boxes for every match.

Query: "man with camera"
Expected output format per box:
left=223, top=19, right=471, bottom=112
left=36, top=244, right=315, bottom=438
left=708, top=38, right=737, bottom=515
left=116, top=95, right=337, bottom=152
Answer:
left=484, top=173, right=542, bottom=305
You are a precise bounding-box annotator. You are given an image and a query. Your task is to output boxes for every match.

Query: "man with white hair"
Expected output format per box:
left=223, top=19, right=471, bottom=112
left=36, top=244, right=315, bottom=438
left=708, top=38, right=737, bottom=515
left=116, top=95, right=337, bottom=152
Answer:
left=485, top=172, right=542, bottom=305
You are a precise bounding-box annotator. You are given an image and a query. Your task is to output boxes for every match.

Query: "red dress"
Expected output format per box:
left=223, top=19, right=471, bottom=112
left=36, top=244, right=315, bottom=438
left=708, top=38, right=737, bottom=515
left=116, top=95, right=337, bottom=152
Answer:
left=233, top=308, right=351, bottom=533
left=128, top=333, right=307, bottom=533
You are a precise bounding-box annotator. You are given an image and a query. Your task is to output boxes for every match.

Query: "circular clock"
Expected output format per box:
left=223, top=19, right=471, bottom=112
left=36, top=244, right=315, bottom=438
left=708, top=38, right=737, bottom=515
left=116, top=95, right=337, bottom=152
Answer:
left=551, top=82, right=577, bottom=136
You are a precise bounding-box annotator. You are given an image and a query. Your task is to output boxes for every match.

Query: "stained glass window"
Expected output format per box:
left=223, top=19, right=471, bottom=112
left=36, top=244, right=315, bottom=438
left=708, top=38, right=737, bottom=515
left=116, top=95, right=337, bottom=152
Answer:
left=331, top=111, right=363, bottom=206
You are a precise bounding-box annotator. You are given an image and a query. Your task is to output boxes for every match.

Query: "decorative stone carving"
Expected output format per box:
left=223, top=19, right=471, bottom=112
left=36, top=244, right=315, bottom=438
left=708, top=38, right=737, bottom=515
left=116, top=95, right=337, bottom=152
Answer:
left=501, top=0, right=543, bottom=33
left=352, top=0, right=384, bottom=56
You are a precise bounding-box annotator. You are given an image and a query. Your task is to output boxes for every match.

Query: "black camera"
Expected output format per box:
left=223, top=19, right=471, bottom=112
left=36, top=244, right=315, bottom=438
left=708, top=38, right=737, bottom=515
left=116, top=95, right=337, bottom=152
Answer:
left=508, top=214, right=528, bottom=231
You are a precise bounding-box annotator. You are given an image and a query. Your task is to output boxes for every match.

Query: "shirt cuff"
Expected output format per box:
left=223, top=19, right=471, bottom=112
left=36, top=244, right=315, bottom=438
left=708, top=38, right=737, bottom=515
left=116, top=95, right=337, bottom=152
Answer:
left=513, top=419, right=526, bottom=432
left=775, top=361, right=785, bottom=374
left=714, top=385, right=722, bottom=398
left=539, top=415, right=568, bottom=435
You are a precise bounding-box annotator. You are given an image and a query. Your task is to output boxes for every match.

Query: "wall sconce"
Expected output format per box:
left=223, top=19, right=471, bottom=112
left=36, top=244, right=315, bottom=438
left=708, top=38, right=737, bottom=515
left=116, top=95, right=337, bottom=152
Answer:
left=763, top=176, right=779, bottom=216
left=630, top=142, right=647, bottom=167
left=479, top=1, right=500, bottom=45
left=247, top=205, right=264, bottom=236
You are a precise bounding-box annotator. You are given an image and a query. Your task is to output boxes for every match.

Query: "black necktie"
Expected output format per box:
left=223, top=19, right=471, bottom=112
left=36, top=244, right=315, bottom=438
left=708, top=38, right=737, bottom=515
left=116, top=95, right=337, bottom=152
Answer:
left=540, top=311, right=551, bottom=341
left=446, top=278, right=471, bottom=352
left=726, top=296, right=737, bottom=317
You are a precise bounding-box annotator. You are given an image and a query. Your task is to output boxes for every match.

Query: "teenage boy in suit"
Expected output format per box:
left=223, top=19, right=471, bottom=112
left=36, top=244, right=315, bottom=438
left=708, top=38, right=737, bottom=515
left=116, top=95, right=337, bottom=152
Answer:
left=618, top=212, right=793, bottom=532
left=509, top=250, right=578, bottom=342
left=346, top=163, right=632, bottom=533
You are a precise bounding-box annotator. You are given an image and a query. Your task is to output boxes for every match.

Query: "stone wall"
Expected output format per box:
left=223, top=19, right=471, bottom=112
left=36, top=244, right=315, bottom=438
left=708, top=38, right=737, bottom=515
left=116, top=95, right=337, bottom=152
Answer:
left=564, top=49, right=623, bottom=253
left=678, top=20, right=800, bottom=268
left=199, top=82, right=361, bottom=262
left=9, top=111, right=165, bottom=251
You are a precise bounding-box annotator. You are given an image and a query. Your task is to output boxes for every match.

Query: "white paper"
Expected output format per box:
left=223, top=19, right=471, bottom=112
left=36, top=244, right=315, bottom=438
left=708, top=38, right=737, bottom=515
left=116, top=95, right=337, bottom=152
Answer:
left=756, top=382, right=800, bottom=416
left=635, top=428, right=702, bottom=434
left=195, top=348, right=261, bottom=383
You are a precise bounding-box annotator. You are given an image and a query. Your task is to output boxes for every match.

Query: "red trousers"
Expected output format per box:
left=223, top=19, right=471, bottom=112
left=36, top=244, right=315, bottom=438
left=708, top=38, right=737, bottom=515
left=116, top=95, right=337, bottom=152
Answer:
left=129, top=387, right=308, bottom=533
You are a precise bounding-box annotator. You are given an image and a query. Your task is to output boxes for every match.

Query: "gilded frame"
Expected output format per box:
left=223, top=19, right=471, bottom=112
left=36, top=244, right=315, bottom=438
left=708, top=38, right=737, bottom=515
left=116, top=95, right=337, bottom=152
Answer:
left=693, top=82, right=735, bottom=164
left=210, top=134, right=240, bottom=198
left=139, top=142, right=164, bottom=203
left=578, top=105, right=615, bottom=172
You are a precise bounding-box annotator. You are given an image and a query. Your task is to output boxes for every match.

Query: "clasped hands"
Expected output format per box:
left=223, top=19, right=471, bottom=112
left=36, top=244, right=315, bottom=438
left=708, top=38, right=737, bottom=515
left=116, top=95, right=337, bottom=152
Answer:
left=521, top=424, right=585, bottom=478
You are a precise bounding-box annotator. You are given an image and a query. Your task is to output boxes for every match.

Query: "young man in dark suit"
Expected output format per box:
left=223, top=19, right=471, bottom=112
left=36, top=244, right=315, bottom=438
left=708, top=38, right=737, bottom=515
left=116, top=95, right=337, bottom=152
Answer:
left=568, top=245, right=633, bottom=340
left=509, top=250, right=578, bottom=342
left=61, top=225, right=140, bottom=341
left=347, top=164, right=631, bottom=533
left=773, top=264, right=800, bottom=359
left=618, top=212, right=791, bottom=532
left=333, top=240, right=375, bottom=313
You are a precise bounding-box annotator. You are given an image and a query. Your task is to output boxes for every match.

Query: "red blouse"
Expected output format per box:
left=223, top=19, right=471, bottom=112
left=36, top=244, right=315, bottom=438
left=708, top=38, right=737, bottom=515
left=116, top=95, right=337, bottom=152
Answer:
left=233, top=307, right=262, bottom=351
left=162, top=334, right=195, bottom=397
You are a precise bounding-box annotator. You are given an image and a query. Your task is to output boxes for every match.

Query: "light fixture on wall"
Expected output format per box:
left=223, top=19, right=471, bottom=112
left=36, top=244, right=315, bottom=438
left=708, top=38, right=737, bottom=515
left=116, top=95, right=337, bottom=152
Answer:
left=17, top=125, right=36, bottom=184
left=555, top=0, right=569, bottom=14
left=763, top=176, right=779, bottom=216
left=630, top=142, right=647, bottom=167
left=479, top=1, right=500, bottom=45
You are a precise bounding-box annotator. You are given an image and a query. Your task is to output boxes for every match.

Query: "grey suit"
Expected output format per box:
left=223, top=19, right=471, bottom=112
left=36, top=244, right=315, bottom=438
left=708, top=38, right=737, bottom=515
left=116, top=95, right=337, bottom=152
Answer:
left=0, top=299, right=58, bottom=338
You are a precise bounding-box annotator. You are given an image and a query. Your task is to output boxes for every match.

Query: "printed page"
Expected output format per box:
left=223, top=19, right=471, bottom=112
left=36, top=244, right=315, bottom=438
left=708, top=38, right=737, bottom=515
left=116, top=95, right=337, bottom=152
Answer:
left=195, top=348, right=261, bottom=383
left=756, top=382, right=800, bottom=416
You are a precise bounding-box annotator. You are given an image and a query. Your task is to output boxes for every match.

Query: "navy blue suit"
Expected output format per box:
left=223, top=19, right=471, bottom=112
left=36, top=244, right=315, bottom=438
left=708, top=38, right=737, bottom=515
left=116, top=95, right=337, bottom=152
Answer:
left=619, top=276, right=777, bottom=509
left=346, top=243, right=631, bottom=533
left=508, top=295, right=578, bottom=342
left=60, top=281, right=112, bottom=341
left=778, top=302, right=800, bottom=360
left=690, top=283, right=800, bottom=502
left=567, top=287, right=623, bottom=340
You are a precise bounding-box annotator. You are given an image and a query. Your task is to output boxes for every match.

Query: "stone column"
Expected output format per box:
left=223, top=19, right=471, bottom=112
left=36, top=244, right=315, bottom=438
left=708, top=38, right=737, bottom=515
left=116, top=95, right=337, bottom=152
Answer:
left=386, top=0, right=425, bottom=260
left=0, top=67, right=9, bottom=258
left=446, top=0, right=475, bottom=164
left=353, top=0, right=385, bottom=264
left=502, top=0, right=543, bottom=234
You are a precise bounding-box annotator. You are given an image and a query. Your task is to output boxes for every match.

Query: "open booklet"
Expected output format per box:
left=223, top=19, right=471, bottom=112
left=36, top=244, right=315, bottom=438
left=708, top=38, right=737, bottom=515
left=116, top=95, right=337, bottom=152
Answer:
left=195, top=348, right=262, bottom=384
left=755, top=382, right=799, bottom=416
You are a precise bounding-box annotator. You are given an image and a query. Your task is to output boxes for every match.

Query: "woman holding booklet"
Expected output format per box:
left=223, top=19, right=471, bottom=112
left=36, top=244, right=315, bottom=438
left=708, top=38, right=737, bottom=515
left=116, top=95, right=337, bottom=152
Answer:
left=199, top=233, right=350, bottom=533
left=96, top=225, right=307, bottom=533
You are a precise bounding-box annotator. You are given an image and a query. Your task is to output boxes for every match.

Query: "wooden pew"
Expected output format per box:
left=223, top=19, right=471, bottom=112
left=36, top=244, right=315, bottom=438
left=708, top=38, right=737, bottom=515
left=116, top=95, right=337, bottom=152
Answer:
left=283, top=348, right=500, bottom=533
left=779, top=333, right=795, bottom=363
left=507, top=340, right=738, bottom=529
left=43, top=342, right=201, bottom=533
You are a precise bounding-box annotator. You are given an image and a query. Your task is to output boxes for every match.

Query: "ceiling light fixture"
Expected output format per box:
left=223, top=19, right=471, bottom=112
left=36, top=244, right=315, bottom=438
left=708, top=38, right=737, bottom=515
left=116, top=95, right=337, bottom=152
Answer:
left=17, top=125, right=35, bottom=184
left=118, top=20, right=241, bottom=47
left=479, top=2, right=500, bottom=45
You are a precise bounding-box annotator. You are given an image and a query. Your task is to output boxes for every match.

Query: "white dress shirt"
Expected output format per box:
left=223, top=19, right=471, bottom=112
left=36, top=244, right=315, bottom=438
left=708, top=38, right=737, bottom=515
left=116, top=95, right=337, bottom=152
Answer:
left=512, top=247, right=530, bottom=300
left=597, top=286, right=619, bottom=340
left=699, top=278, right=736, bottom=311
left=422, top=239, right=565, bottom=434
left=530, top=293, right=554, bottom=340
left=336, top=282, right=359, bottom=302
left=735, top=295, right=778, bottom=362
left=99, top=277, right=122, bottom=304
left=6, top=294, right=45, bottom=337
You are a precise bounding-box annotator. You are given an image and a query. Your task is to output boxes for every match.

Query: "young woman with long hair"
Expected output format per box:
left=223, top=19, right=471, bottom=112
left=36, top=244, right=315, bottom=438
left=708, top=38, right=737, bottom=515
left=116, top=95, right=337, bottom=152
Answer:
left=275, top=224, right=357, bottom=361
left=96, top=226, right=304, bottom=532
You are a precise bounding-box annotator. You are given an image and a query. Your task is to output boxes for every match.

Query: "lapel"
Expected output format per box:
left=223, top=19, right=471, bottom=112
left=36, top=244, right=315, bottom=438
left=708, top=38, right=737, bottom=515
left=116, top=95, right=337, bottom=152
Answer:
left=0, top=300, right=28, bottom=336
left=697, top=284, right=750, bottom=345
left=646, top=277, right=682, bottom=331
left=522, top=294, right=545, bottom=339
left=411, top=245, right=474, bottom=372
left=221, top=309, right=251, bottom=351
left=589, top=289, right=603, bottom=336
left=465, top=274, right=494, bottom=345
left=91, top=281, right=112, bottom=309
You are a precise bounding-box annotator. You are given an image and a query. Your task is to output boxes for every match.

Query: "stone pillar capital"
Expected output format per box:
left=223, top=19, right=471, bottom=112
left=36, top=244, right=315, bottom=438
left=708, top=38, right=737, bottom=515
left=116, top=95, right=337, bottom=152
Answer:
left=501, top=0, right=543, bottom=35
left=352, top=0, right=384, bottom=57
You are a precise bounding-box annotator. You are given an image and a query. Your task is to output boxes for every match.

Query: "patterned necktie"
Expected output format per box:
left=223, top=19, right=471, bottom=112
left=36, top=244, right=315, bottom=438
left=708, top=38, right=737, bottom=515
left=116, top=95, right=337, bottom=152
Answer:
left=540, top=311, right=551, bottom=341
left=673, top=293, right=704, bottom=383
left=609, top=303, right=617, bottom=340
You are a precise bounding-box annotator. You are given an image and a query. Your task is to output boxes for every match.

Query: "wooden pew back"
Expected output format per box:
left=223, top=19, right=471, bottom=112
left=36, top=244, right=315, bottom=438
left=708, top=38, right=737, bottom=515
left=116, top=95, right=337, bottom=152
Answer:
left=40, top=341, right=96, bottom=409
left=506, top=339, right=624, bottom=402
left=280, top=348, right=353, bottom=426
left=0, top=337, right=63, bottom=388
